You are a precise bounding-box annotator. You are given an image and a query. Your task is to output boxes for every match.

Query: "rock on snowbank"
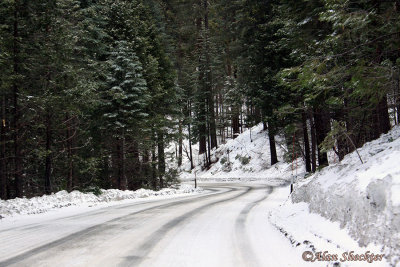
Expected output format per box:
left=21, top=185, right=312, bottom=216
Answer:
left=272, top=126, right=400, bottom=266
left=0, top=185, right=202, bottom=218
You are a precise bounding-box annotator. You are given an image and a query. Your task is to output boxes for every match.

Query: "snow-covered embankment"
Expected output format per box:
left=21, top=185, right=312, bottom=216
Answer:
left=270, top=126, right=400, bottom=266
left=179, top=123, right=305, bottom=182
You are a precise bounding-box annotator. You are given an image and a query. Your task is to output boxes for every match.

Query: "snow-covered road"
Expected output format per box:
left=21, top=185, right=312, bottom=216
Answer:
left=0, top=183, right=310, bottom=267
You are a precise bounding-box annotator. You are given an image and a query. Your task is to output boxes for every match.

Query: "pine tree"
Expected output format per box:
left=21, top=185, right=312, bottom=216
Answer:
left=235, top=0, right=291, bottom=165
left=101, top=41, right=149, bottom=190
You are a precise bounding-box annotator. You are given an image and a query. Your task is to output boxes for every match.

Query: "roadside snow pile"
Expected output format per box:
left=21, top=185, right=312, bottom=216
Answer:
left=270, top=125, right=400, bottom=266
left=179, top=123, right=305, bottom=182
left=0, top=184, right=202, bottom=218
left=99, top=185, right=201, bottom=201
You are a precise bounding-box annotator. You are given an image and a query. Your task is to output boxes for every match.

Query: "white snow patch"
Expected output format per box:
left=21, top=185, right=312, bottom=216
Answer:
left=271, top=125, right=400, bottom=266
left=269, top=199, right=390, bottom=267
left=178, top=123, right=306, bottom=183
left=0, top=184, right=202, bottom=219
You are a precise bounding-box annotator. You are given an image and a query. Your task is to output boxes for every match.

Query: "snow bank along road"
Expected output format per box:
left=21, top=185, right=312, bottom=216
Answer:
left=0, top=183, right=307, bottom=267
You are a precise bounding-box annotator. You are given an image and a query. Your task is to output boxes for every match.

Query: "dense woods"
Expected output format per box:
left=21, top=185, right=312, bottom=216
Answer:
left=1, top=0, right=399, bottom=199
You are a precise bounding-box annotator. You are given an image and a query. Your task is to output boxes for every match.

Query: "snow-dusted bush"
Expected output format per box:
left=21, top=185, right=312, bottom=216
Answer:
left=220, top=156, right=228, bottom=165
left=235, top=154, right=250, bottom=165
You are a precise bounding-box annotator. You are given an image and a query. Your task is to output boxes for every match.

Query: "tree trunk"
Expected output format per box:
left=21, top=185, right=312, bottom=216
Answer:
left=188, top=123, right=194, bottom=170
left=157, top=131, right=165, bottom=188
left=178, top=120, right=183, bottom=166
left=13, top=1, right=22, bottom=198
left=397, top=73, right=400, bottom=125
left=301, top=112, right=311, bottom=172
left=313, top=108, right=329, bottom=167
left=254, top=106, right=261, bottom=124
left=206, top=117, right=211, bottom=167
left=208, top=100, right=217, bottom=149
left=117, top=130, right=126, bottom=190
left=142, top=148, right=150, bottom=188
left=132, top=140, right=140, bottom=189
left=116, top=142, right=122, bottom=189
left=336, top=101, right=349, bottom=161
left=187, top=100, right=194, bottom=169
left=1, top=96, right=7, bottom=199
left=44, top=111, right=52, bottom=195
left=232, top=106, right=240, bottom=139
left=121, top=135, right=126, bottom=190
left=371, top=3, right=391, bottom=137
left=199, top=100, right=207, bottom=154
left=196, top=3, right=207, bottom=155
left=220, top=93, right=225, bottom=144
left=310, top=111, right=317, bottom=172
left=66, top=114, right=75, bottom=191
left=102, top=151, right=111, bottom=188
left=377, top=95, right=391, bottom=135
left=203, top=0, right=217, bottom=150
left=151, top=141, right=157, bottom=190
left=268, top=121, right=278, bottom=165
left=240, top=107, right=243, bottom=133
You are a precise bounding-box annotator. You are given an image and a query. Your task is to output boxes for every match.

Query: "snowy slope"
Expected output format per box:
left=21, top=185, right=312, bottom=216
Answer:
left=179, top=123, right=305, bottom=182
left=271, top=126, right=400, bottom=266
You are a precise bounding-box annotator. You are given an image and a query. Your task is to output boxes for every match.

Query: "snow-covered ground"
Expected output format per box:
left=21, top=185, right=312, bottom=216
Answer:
left=0, top=185, right=202, bottom=220
left=270, top=126, right=400, bottom=266
left=178, top=123, right=306, bottom=182
left=0, top=183, right=315, bottom=267
left=174, top=123, right=399, bottom=266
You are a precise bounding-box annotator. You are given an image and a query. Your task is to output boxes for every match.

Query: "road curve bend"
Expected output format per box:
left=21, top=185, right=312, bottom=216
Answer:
left=0, top=183, right=299, bottom=267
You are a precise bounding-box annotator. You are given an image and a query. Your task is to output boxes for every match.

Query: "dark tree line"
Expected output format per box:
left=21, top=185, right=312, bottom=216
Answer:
left=0, top=0, right=177, bottom=199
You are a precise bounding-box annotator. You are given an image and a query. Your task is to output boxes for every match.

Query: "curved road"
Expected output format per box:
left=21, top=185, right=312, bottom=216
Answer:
left=0, top=183, right=302, bottom=267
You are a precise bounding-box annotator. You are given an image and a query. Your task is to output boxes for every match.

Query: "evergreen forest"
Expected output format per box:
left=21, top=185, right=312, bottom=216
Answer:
left=1, top=0, right=399, bottom=199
